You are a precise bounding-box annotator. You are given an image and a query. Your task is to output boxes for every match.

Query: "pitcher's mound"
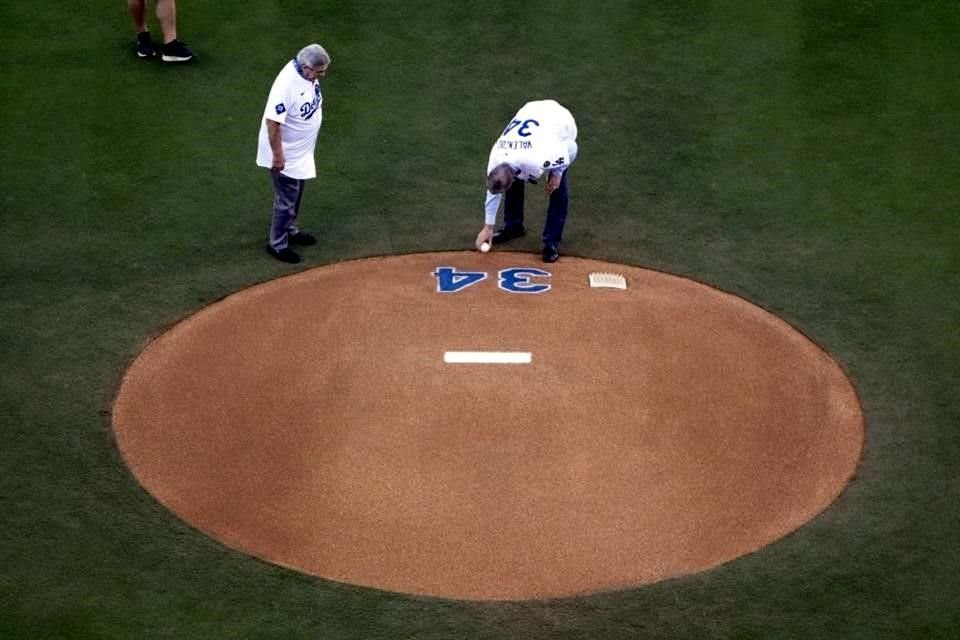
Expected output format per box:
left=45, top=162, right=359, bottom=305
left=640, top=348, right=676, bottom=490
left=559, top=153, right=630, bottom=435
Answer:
left=113, top=253, right=863, bottom=600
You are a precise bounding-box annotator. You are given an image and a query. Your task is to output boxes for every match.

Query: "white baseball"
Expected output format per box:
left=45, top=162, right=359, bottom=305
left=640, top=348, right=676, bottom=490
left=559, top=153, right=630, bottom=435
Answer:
left=480, top=242, right=491, bottom=253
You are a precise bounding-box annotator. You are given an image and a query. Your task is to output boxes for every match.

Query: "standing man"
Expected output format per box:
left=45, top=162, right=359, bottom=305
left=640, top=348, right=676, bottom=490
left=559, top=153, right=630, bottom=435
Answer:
left=257, top=43, right=332, bottom=264
left=128, top=0, right=195, bottom=62
left=476, top=99, right=578, bottom=263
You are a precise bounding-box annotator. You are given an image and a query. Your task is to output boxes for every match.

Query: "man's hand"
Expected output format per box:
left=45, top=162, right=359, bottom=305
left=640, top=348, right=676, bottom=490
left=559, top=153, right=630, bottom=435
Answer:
left=475, top=225, right=494, bottom=250
left=271, top=152, right=285, bottom=173
left=546, top=172, right=562, bottom=194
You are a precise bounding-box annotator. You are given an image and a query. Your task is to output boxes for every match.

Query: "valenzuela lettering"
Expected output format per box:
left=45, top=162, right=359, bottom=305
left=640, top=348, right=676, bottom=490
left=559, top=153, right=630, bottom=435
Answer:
left=497, top=139, right=533, bottom=150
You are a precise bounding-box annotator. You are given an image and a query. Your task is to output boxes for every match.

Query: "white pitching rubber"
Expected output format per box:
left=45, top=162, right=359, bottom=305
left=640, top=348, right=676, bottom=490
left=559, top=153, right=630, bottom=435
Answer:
left=443, top=351, right=532, bottom=364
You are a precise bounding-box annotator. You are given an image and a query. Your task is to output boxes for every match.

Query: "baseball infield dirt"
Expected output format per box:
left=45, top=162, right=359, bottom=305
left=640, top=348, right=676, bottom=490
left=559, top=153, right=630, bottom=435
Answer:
left=112, top=252, right=863, bottom=601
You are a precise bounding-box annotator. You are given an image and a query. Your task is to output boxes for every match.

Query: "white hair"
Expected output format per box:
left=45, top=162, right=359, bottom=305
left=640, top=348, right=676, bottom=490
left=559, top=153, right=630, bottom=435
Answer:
left=487, top=163, right=515, bottom=194
left=296, top=43, right=331, bottom=68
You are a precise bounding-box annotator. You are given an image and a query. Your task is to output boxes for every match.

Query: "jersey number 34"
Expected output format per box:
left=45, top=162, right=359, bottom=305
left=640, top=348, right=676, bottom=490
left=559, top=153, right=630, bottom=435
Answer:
left=502, top=118, right=540, bottom=137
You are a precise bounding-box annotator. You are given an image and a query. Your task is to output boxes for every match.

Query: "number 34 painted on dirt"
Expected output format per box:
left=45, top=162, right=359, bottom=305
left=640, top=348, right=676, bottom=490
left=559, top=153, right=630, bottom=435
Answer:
left=433, top=267, right=552, bottom=294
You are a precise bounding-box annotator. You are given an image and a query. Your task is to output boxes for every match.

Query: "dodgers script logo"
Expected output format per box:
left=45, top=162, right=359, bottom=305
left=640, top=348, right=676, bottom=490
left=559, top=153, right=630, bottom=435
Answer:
left=300, top=85, right=322, bottom=120
left=433, top=266, right=552, bottom=294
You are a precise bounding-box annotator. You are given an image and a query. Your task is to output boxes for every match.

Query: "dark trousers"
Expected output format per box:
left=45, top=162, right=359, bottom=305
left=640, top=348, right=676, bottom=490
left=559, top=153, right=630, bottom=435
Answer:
left=502, top=170, right=570, bottom=248
left=268, top=172, right=306, bottom=250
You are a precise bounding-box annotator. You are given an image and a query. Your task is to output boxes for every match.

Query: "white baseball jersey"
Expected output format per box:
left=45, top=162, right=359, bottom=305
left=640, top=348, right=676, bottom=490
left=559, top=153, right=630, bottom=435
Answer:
left=484, top=100, right=578, bottom=224
left=256, top=60, right=324, bottom=180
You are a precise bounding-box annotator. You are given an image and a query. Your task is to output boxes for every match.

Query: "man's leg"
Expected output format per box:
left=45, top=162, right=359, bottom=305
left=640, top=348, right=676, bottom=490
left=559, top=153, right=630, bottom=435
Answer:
left=269, top=173, right=303, bottom=251
left=128, top=0, right=148, bottom=32
left=288, top=179, right=306, bottom=236
left=129, top=0, right=159, bottom=57
left=155, top=0, right=195, bottom=62
left=502, top=178, right=526, bottom=230
left=154, top=0, right=177, bottom=43
left=493, top=179, right=527, bottom=245
left=284, top=179, right=318, bottom=245
left=541, top=170, right=569, bottom=262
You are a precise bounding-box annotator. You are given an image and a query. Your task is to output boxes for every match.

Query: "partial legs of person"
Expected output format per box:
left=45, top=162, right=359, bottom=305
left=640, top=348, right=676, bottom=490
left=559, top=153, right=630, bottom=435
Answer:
left=129, top=0, right=158, bottom=57
left=155, top=0, right=195, bottom=63
left=541, top=170, right=569, bottom=263
left=129, top=0, right=148, bottom=33
left=493, top=179, right=527, bottom=245
left=153, top=0, right=178, bottom=43
left=129, top=0, right=195, bottom=62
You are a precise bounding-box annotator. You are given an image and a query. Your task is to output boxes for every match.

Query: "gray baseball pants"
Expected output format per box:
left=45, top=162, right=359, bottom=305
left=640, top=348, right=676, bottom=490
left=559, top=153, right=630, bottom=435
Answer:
left=268, top=172, right=306, bottom=251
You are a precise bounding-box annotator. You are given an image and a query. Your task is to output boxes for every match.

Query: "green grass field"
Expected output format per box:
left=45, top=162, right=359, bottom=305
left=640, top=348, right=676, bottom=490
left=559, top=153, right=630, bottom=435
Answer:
left=2, top=1, right=958, bottom=638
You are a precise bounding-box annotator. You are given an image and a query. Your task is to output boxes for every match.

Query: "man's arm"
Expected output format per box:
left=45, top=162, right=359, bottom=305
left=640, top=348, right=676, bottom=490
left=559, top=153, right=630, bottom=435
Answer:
left=484, top=190, right=502, bottom=226
left=475, top=190, right=501, bottom=249
left=266, top=119, right=285, bottom=172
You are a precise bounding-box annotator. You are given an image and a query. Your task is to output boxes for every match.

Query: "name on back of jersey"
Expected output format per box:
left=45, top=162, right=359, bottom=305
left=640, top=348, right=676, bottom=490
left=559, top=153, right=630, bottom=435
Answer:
left=497, top=139, right=533, bottom=151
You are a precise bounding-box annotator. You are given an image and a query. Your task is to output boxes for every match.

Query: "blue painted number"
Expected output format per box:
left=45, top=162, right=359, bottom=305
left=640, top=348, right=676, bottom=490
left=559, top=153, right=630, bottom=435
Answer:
left=499, top=268, right=552, bottom=294
left=433, top=267, right=487, bottom=293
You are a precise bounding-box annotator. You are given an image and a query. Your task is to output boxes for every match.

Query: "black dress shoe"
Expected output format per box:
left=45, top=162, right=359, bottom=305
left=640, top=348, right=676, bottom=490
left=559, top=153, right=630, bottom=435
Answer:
left=289, top=231, right=317, bottom=246
left=492, top=226, right=526, bottom=245
left=542, top=244, right=559, bottom=263
left=266, top=245, right=301, bottom=264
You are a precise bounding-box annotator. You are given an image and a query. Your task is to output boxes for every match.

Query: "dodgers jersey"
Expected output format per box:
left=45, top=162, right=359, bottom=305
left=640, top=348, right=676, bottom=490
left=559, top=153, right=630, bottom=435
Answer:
left=256, top=60, right=324, bottom=180
left=484, top=100, right=578, bottom=224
